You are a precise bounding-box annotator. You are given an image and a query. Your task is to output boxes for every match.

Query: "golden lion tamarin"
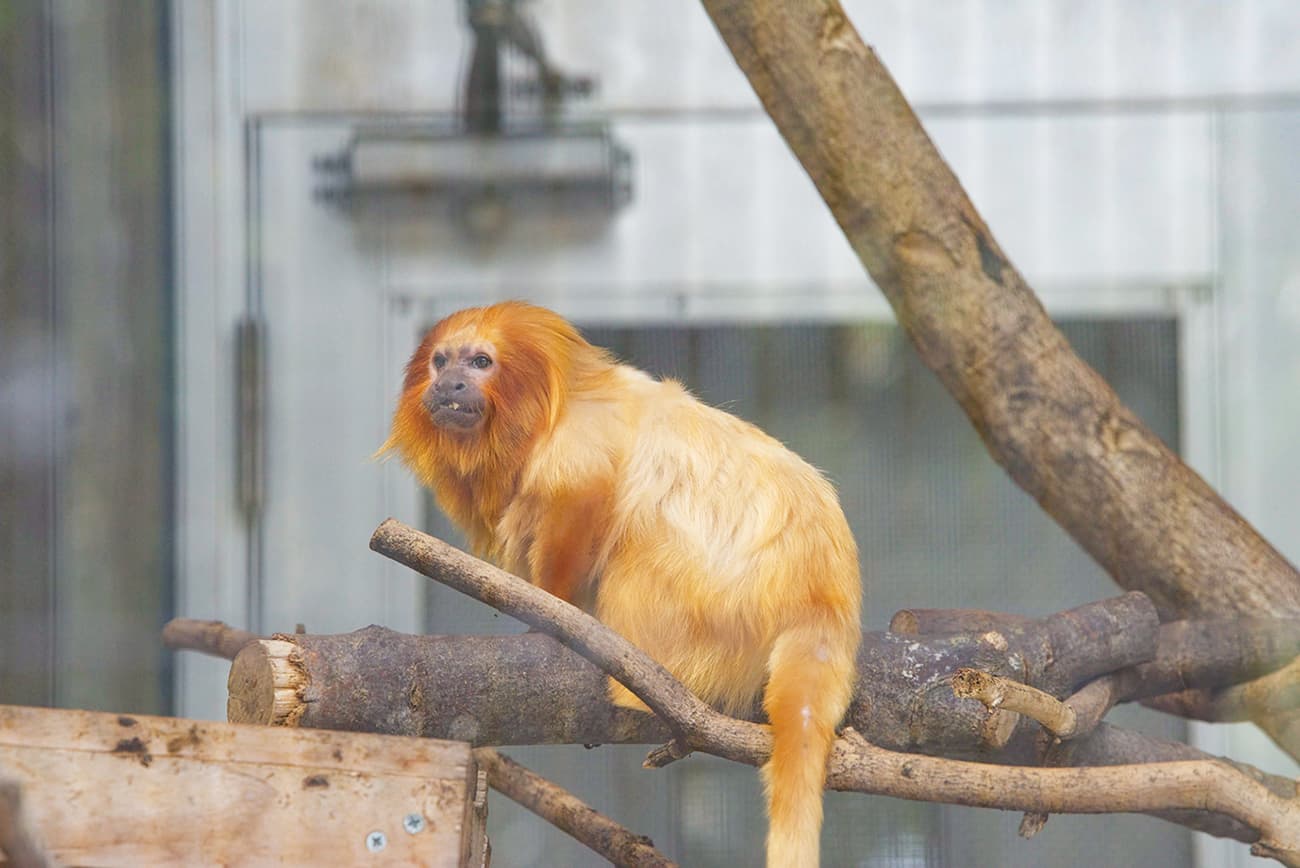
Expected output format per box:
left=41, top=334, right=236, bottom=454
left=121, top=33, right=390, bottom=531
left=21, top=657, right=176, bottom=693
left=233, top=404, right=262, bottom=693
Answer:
left=381, top=301, right=861, bottom=867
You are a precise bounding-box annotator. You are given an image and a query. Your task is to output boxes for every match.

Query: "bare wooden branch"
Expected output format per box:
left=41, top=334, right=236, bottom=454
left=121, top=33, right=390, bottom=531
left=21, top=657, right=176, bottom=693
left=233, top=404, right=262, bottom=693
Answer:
left=1124, top=620, right=1300, bottom=707
left=0, top=777, right=58, bottom=868
left=368, top=519, right=1300, bottom=863
left=827, top=729, right=1300, bottom=866
left=892, top=610, right=1300, bottom=703
left=474, top=748, right=678, bottom=868
left=1018, top=677, right=1119, bottom=838
left=161, top=618, right=259, bottom=660
left=228, top=629, right=672, bottom=746
left=955, top=668, right=1095, bottom=836
left=952, top=668, right=1077, bottom=739
left=1061, top=677, right=1121, bottom=739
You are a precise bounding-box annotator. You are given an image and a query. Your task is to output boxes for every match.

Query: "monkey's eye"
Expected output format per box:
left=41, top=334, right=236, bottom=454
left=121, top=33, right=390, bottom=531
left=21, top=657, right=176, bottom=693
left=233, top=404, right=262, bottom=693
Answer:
left=433, top=354, right=447, bottom=370
left=470, top=354, right=493, bottom=369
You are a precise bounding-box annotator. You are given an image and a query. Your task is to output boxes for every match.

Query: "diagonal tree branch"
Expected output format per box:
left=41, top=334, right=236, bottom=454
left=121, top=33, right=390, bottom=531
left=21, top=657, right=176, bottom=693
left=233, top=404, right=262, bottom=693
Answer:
left=695, top=0, right=1300, bottom=759
left=369, top=519, right=767, bottom=767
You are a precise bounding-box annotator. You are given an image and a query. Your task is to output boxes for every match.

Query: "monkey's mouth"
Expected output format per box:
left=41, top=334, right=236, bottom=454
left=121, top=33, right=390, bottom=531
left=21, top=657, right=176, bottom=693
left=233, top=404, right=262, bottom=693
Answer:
left=426, top=397, right=485, bottom=430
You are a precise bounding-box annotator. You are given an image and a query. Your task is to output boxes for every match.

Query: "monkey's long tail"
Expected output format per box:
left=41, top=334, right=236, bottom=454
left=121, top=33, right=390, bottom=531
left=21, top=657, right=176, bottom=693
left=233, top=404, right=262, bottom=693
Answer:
left=760, top=620, right=858, bottom=868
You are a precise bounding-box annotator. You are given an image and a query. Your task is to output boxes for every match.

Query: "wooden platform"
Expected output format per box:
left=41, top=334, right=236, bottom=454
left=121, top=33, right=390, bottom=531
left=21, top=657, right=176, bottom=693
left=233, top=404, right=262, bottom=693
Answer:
left=0, top=704, right=488, bottom=866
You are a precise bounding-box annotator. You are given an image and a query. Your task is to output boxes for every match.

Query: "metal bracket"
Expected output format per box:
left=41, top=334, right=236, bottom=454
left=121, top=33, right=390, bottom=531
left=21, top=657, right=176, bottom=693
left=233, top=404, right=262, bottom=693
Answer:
left=236, top=316, right=264, bottom=521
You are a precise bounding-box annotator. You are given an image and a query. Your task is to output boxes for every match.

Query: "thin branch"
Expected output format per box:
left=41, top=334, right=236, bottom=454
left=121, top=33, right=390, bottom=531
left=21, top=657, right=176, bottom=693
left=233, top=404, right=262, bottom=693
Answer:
left=475, top=748, right=678, bottom=868
left=952, top=668, right=1077, bottom=739
left=370, top=519, right=1300, bottom=866
left=827, top=729, right=1300, bottom=866
left=162, top=618, right=260, bottom=660
left=955, top=668, right=1119, bottom=837
left=643, top=739, right=692, bottom=770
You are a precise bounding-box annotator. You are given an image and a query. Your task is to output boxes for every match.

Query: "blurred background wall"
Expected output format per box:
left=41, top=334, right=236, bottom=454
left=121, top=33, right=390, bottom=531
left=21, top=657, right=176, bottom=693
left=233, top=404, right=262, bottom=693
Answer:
left=0, top=0, right=172, bottom=715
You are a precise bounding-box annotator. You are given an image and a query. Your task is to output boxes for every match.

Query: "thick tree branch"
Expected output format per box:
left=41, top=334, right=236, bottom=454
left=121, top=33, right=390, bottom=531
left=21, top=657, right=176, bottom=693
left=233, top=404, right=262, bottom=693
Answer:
left=1144, top=659, right=1300, bottom=722
left=903, top=610, right=1300, bottom=716
left=474, top=748, right=677, bottom=868
left=696, top=0, right=1300, bottom=759
left=213, top=619, right=1299, bottom=829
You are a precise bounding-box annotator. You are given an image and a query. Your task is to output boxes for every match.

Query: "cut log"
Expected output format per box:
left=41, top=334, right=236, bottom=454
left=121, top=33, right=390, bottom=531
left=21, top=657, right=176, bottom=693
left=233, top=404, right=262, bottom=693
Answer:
left=225, top=588, right=1160, bottom=758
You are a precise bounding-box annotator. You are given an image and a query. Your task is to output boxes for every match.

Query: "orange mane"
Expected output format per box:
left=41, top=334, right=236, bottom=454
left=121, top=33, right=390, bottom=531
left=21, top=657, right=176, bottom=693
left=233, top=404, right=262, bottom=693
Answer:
left=378, top=301, right=609, bottom=552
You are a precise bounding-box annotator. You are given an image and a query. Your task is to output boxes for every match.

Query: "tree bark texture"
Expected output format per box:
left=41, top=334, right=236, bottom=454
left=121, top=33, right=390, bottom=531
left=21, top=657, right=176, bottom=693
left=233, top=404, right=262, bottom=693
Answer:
left=221, top=620, right=1297, bottom=792
left=216, top=623, right=1296, bottom=848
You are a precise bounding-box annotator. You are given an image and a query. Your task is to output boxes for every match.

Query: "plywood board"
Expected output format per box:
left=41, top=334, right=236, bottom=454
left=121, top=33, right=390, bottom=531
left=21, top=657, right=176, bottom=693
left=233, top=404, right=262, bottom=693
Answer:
left=0, top=705, right=482, bottom=866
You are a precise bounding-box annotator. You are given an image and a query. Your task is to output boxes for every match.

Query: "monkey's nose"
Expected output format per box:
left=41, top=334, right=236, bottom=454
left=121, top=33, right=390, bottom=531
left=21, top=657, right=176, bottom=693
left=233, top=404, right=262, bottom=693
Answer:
left=435, top=374, right=469, bottom=396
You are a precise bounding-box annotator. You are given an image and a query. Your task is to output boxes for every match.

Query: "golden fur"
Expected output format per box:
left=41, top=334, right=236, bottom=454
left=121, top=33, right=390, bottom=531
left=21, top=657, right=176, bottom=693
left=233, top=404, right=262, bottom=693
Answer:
left=381, top=301, right=862, bottom=867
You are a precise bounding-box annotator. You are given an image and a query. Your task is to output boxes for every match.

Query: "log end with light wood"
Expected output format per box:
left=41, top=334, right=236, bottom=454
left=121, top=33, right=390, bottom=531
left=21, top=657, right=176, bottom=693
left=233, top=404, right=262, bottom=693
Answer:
left=226, top=638, right=306, bottom=726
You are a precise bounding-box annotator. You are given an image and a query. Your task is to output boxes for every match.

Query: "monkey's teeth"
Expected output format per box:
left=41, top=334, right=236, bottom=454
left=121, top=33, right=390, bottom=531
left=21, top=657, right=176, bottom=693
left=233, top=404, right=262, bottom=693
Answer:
left=449, top=402, right=460, bottom=410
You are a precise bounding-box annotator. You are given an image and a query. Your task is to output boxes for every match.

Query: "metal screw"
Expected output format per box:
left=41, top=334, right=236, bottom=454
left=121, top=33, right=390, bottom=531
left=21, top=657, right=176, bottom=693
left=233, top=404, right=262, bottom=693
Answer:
left=365, top=831, right=387, bottom=853
left=403, top=813, right=426, bottom=834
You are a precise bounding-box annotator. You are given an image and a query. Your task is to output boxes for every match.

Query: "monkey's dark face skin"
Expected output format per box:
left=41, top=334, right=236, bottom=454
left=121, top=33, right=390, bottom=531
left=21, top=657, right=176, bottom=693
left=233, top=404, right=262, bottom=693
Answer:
left=422, top=341, right=495, bottom=432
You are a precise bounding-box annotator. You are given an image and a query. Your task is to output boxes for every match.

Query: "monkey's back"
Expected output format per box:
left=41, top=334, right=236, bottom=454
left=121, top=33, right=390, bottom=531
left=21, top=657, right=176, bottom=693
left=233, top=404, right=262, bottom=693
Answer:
left=592, top=367, right=862, bottom=713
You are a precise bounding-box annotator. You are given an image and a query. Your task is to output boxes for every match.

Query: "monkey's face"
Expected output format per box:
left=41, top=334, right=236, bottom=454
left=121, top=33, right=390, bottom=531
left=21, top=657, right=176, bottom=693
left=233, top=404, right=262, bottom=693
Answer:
left=421, top=338, right=496, bottom=433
